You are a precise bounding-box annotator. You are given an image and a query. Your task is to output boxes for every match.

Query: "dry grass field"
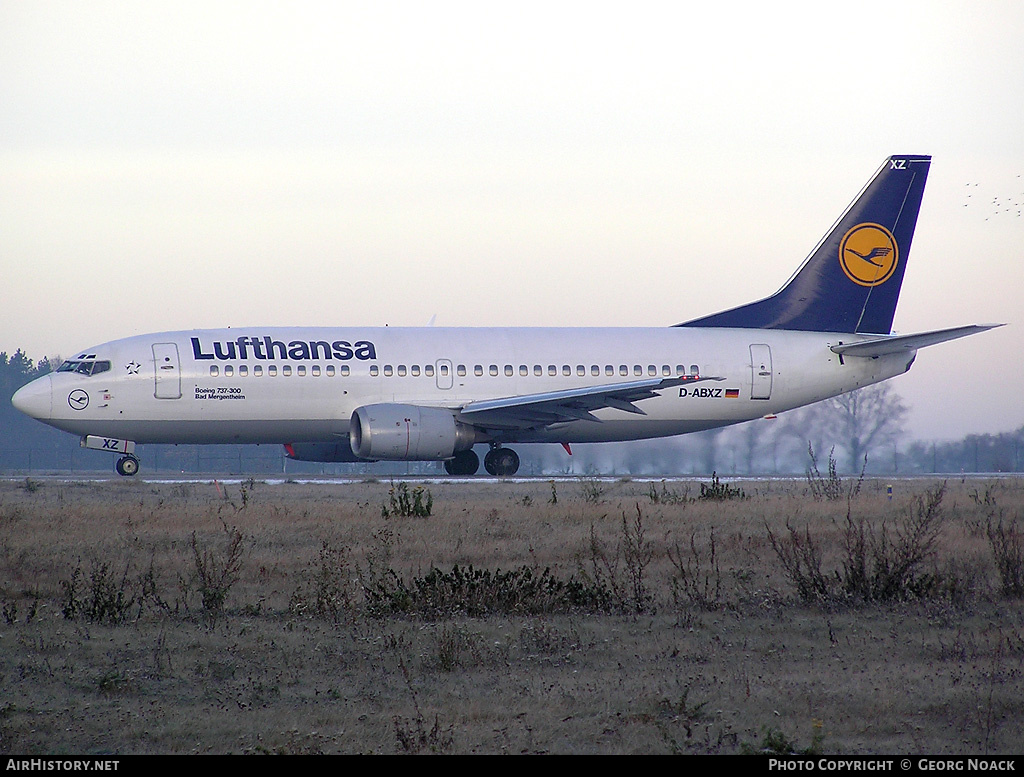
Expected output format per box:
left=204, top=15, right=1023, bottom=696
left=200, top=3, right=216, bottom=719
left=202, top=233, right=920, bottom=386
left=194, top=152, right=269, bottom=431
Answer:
left=1, top=473, right=1023, bottom=754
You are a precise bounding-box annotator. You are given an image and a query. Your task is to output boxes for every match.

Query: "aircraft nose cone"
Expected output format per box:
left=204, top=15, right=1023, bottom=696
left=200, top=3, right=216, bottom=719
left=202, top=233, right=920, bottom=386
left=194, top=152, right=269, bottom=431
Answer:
left=11, top=375, right=52, bottom=420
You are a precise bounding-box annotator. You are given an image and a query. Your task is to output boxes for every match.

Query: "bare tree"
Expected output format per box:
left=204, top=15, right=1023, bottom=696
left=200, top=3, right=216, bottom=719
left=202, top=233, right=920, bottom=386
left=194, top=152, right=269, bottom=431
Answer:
left=732, top=418, right=772, bottom=474
left=773, top=402, right=834, bottom=472
left=696, top=427, right=727, bottom=475
left=821, top=383, right=908, bottom=472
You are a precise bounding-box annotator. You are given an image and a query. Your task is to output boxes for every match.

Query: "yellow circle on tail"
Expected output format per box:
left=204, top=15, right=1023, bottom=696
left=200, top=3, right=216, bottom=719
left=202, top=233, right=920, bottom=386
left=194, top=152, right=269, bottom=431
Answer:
left=839, top=223, right=898, bottom=287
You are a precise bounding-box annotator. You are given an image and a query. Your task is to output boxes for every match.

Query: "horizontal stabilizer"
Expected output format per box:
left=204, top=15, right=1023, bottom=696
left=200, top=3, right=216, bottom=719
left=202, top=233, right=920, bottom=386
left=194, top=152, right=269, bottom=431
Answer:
left=829, top=324, right=1003, bottom=358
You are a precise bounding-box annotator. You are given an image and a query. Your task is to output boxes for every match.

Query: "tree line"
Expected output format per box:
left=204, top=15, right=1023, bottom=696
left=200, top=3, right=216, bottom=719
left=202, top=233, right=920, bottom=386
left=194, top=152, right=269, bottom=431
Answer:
left=1, top=348, right=1021, bottom=476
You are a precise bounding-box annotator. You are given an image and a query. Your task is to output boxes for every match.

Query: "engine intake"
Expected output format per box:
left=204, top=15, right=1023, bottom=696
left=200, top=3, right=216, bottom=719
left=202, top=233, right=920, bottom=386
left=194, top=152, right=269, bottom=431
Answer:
left=350, top=404, right=476, bottom=460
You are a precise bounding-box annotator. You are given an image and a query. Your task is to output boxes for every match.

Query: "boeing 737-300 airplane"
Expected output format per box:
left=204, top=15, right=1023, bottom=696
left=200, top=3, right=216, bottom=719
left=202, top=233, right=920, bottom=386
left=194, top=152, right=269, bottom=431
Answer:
left=12, top=155, right=1001, bottom=476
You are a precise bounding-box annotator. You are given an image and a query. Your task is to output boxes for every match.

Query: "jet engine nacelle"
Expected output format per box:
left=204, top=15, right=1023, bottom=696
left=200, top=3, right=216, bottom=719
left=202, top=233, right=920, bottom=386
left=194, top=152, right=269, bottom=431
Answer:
left=350, top=404, right=477, bottom=461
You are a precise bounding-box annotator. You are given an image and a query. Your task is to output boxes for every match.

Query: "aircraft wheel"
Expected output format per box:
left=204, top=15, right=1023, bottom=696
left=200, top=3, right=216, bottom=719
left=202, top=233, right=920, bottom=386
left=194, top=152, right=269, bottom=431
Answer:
left=490, top=448, right=520, bottom=477
left=483, top=449, right=499, bottom=476
left=444, top=449, right=479, bottom=476
left=116, top=455, right=140, bottom=477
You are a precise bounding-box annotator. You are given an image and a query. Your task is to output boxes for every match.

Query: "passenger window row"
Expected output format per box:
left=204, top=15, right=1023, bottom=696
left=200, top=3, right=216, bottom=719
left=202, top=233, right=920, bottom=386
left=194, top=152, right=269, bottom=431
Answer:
left=208, top=364, right=351, bottom=377
left=208, top=363, right=701, bottom=379
left=367, top=364, right=700, bottom=378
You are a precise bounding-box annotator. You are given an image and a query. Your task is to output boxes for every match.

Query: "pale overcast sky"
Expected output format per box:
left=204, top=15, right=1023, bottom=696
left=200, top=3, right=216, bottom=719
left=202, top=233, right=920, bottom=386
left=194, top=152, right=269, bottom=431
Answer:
left=2, top=1, right=1022, bottom=440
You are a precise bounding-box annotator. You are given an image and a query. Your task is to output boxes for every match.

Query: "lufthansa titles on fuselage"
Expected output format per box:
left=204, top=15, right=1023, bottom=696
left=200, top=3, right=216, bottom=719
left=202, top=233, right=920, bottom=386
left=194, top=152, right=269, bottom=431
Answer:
left=190, top=336, right=377, bottom=362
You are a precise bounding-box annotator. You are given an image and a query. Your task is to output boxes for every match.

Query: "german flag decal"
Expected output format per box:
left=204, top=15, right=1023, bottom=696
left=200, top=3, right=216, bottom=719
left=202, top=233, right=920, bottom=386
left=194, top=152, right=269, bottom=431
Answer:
left=725, top=388, right=740, bottom=398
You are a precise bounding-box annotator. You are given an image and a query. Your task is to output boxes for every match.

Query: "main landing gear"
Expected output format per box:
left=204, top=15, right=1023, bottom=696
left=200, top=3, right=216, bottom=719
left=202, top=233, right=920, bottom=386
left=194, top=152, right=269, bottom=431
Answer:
left=484, top=445, right=520, bottom=477
left=115, top=455, right=140, bottom=477
left=442, top=446, right=522, bottom=477
left=444, top=449, right=479, bottom=476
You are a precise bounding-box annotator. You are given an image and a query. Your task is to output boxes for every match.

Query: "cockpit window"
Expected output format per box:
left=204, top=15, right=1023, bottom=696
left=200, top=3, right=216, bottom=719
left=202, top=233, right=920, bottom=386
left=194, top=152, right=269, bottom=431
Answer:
left=57, top=359, right=111, bottom=376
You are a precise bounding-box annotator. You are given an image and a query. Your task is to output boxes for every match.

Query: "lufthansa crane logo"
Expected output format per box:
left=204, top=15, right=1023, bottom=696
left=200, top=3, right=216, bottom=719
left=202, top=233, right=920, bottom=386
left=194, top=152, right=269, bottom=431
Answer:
left=839, top=223, right=898, bottom=287
left=68, top=389, right=89, bottom=411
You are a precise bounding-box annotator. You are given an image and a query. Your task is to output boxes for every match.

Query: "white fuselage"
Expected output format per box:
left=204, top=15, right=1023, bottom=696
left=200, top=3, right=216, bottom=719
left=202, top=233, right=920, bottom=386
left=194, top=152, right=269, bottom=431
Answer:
left=18, top=326, right=913, bottom=447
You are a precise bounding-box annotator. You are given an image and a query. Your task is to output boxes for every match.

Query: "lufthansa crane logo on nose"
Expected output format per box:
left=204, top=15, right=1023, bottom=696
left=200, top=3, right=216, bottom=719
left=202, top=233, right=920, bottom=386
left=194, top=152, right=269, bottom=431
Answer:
left=68, top=389, right=89, bottom=411
left=839, top=223, right=898, bottom=287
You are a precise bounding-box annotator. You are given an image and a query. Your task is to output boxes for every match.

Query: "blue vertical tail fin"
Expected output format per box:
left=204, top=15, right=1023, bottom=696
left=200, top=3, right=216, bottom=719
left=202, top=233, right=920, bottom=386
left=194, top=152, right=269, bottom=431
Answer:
left=677, top=155, right=931, bottom=334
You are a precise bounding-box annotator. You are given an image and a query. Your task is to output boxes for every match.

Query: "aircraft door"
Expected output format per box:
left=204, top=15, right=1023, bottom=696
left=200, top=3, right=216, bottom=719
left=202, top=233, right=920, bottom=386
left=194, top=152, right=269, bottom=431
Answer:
left=435, top=359, right=453, bottom=390
left=750, top=344, right=772, bottom=400
left=153, top=343, right=182, bottom=399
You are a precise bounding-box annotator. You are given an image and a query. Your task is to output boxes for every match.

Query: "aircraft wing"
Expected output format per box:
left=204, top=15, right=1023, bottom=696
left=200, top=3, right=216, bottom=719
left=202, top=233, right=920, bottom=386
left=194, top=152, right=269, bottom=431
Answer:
left=458, top=374, right=723, bottom=429
left=829, top=324, right=1003, bottom=358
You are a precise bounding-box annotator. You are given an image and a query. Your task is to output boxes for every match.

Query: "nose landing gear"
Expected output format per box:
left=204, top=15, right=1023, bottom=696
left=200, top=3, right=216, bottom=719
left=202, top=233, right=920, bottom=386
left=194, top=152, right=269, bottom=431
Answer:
left=115, top=455, right=140, bottom=477
left=80, top=436, right=140, bottom=476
